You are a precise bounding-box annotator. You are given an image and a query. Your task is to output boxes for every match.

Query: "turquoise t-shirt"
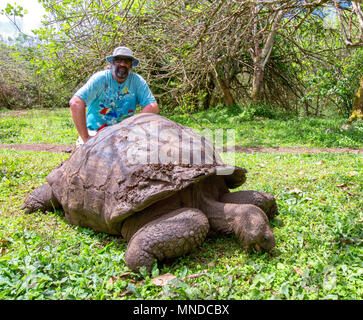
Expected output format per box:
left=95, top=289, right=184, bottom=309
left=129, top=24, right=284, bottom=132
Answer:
left=74, top=70, right=156, bottom=131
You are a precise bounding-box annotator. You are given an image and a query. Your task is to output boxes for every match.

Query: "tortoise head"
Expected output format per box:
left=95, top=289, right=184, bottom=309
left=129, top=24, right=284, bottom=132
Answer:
left=241, top=226, right=275, bottom=252
left=233, top=205, right=276, bottom=252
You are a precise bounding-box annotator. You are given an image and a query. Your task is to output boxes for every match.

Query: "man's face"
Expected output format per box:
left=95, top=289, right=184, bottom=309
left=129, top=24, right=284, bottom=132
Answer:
left=111, top=56, right=132, bottom=80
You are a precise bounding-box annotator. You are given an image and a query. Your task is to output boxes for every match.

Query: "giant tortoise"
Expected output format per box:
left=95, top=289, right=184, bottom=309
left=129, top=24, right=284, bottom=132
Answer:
left=22, top=113, right=278, bottom=271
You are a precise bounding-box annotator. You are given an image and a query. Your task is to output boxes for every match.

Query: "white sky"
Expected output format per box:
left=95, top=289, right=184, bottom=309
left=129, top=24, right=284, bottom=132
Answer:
left=0, top=0, right=46, bottom=39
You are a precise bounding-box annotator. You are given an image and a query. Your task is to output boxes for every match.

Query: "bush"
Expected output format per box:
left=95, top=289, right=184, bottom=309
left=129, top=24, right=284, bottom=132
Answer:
left=0, top=39, right=73, bottom=110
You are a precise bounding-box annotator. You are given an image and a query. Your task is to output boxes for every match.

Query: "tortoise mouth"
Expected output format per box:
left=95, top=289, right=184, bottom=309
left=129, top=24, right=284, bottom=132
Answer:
left=267, top=202, right=279, bottom=219
left=234, top=219, right=276, bottom=252
left=242, top=234, right=276, bottom=252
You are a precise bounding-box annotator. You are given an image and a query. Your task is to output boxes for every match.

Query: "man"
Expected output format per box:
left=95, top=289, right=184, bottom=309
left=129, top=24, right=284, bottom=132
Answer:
left=69, top=46, right=159, bottom=144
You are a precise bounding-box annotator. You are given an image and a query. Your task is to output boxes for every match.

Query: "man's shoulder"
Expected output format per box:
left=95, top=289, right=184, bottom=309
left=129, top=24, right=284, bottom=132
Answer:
left=129, top=72, right=147, bottom=85
left=90, top=69, right=110, bottom=82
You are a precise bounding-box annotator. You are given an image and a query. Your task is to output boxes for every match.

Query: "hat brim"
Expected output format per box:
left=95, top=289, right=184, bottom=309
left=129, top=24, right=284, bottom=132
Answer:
left=106, top=55, right=139, bottom=67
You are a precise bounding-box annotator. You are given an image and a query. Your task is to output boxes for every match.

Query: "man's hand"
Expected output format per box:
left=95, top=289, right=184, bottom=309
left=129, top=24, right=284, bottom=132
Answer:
left=69, top=96, right=91, bottom=142
left=141, top=102, right=159, bottom=114
left=82, top=135, right=93, bottom=144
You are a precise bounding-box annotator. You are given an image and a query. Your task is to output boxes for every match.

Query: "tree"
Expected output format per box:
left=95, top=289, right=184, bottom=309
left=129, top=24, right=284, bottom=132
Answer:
left=349, top=75, right=363, bottom=121
left=333, top=0, right=363, bottom=119
left=1, top=0, right=362, bottom=115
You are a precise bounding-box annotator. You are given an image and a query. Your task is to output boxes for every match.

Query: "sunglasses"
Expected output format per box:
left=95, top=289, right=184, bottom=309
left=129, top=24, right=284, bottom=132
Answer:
left=112, top=57, right=132, bottom=65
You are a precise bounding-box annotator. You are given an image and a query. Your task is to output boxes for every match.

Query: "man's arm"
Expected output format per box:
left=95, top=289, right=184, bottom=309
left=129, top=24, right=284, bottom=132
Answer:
left=141, top=102, right=159, bottom=114
left=69, top=96, right=92, bottom=143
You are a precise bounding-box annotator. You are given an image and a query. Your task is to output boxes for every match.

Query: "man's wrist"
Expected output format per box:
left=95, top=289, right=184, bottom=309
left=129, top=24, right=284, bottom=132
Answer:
left=81, top=134, right=91, bottom=143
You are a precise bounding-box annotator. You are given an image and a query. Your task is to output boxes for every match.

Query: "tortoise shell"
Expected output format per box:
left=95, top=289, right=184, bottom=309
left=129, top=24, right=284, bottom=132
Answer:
left=46, top=113, right=246, bottom=234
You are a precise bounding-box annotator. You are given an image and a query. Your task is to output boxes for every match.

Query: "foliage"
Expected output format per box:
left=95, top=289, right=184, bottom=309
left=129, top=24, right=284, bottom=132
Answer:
left=0, top=3, right=27, bottom=17
left=294, top=21, right=363, bottom=116
left=0, top=0, right=354, bottom=115
left=0, top=39, right=74, bottom=109
left=1, top=1, right=362, bottom=116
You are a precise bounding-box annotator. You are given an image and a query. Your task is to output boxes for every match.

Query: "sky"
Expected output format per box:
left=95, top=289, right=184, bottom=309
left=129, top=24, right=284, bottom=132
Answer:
left=0, top=0, right=46, bottom=40
left=0, top=0, right=342, bottom=41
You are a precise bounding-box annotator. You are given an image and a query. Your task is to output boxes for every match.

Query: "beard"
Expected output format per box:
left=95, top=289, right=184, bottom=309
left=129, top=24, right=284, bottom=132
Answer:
left=112, top=65, right=130, bottom=80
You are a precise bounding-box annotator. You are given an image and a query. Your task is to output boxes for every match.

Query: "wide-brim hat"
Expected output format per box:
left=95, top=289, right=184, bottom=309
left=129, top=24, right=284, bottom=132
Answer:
left=106, top=46, right=139, bottom=67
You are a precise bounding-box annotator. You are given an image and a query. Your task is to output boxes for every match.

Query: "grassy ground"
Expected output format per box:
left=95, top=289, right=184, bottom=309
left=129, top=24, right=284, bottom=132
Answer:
left=0, top=107, right=362, bottom=148
left=168, top=106, right=363, bottom=149
left=0, top=148, right=361, bottom=300
left=0, top=109, right=76, bottom=145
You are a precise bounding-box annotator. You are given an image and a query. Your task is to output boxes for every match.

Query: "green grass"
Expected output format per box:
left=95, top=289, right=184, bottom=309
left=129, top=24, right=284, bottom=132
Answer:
left=0, top=109, right=76, bottom=144
left=1, top=106, right=362, bottom=148
left=168, top=106, right=363, bottom=149
left=0, top=149, right=361, bottom=300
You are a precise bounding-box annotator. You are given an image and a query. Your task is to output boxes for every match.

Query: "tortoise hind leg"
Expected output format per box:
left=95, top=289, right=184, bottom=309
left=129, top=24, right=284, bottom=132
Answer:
left=124, top=208, right=210, bottom=272
left=220, top=190, right=278, bottom=220
left=21, top=183, right=61, bottom=214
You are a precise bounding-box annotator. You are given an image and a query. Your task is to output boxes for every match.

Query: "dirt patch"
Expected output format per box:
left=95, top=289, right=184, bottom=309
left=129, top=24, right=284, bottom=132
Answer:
left=0, top=110, right=28, bottom=117
left=234, top=146, right=363, bottom=154
left=0, top=143, right=74, bottom=153
left=0, top=143, right=361, bottom=154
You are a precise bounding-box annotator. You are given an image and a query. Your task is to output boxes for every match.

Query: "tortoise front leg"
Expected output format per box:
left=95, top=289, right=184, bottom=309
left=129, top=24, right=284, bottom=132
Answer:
left=220, top=190, right=278, bottom=220
left=21, top=183, right=61, bottom=214
left=200, top=194, right=275, bottom=251
left=124, top=208, right=209, bottom=272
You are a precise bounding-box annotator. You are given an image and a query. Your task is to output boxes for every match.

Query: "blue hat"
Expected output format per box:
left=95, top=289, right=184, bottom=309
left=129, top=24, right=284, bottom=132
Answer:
left=106, top=46, right=139, bottom=67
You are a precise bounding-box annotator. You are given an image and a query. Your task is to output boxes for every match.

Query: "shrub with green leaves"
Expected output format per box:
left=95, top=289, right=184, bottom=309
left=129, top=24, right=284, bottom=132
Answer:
left=0, top=40, right=74, bottom=110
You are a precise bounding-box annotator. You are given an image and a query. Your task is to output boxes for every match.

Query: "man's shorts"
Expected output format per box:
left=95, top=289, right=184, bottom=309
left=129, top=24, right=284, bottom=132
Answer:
left=76, top=129, right=97, bottom=146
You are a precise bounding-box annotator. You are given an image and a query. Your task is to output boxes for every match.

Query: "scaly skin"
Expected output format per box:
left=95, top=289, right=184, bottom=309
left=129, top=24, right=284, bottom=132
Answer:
left=200, top=195, right=275, bottom=251
left=124, top=208, right=209, bottom=271
left=20, top=183, right=60, bottom=214
left=220, top=190, right=279, bottom=220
